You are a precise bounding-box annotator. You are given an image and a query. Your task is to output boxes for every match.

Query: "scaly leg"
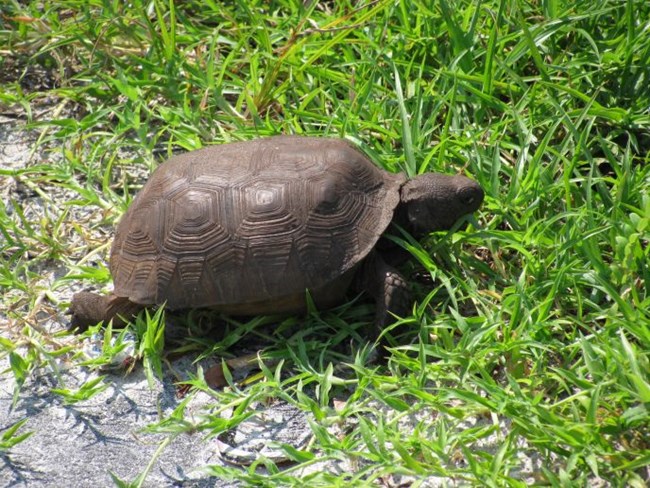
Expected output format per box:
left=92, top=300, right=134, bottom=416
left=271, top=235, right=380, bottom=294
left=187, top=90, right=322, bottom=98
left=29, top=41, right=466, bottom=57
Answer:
left=361, top=253, right=411, bottom=340
left=68, top=292, right=143, bottom=331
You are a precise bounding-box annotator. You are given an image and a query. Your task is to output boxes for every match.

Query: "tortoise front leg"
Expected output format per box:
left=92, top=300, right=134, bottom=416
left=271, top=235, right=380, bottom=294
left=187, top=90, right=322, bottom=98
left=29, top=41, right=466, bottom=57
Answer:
left=361, top=253, right=411, bottom=338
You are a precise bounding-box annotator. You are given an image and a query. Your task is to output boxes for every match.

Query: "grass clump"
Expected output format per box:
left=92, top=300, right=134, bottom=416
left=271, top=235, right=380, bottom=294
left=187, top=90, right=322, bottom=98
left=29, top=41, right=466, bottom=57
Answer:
left=1, top=0, right=649, bottom=486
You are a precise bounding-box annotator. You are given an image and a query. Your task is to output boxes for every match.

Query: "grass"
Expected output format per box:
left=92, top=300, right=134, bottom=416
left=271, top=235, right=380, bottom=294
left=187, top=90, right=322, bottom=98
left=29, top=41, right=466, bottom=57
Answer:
left=1, top=0, right=649, bottom=485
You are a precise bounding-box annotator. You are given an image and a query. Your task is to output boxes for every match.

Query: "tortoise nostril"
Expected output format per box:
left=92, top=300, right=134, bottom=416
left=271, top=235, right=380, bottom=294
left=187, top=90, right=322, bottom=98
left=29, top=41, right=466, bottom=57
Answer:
left=459, top=190, right=475, bottom=205
left=458, top=184, right=484, bottom=208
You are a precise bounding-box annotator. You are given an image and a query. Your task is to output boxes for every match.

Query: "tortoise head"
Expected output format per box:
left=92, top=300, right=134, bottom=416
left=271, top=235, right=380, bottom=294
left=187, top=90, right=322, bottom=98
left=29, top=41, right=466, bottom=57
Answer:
left=397, top=173, right=484, bottom=236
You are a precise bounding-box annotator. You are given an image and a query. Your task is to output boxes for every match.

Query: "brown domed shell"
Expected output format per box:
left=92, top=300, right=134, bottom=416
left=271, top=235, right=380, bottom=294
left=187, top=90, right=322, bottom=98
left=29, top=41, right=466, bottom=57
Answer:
left=110, top=136, right=405, bottom=310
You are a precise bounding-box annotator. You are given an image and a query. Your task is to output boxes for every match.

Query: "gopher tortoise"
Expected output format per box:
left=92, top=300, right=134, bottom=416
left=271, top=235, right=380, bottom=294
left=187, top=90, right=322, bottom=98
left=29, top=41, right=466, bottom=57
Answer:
left=70, top=136, right=483, bottom=333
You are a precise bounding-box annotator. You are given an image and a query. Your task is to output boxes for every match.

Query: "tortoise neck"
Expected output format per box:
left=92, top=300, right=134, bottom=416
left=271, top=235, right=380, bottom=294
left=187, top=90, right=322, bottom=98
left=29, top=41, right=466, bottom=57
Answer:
left=393, top=197, right=413, bottom=234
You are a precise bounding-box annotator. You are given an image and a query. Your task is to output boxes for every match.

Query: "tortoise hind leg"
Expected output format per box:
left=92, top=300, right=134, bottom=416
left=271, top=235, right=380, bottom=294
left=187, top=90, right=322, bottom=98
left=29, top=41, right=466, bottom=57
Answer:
left=68, top=292, right=144, bottom=331
left=361, top=253, right=411, bottom=340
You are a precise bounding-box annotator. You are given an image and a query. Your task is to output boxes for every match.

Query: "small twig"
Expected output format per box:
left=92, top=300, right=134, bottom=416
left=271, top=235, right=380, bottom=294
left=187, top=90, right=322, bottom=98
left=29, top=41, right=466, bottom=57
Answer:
left=300, top=18, right=367, bottom=37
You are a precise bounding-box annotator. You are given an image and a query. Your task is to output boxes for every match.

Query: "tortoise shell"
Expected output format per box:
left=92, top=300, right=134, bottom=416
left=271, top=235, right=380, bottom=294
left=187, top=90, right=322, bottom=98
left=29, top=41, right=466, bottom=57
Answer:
left=110, top=136, right=405, bottom=313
